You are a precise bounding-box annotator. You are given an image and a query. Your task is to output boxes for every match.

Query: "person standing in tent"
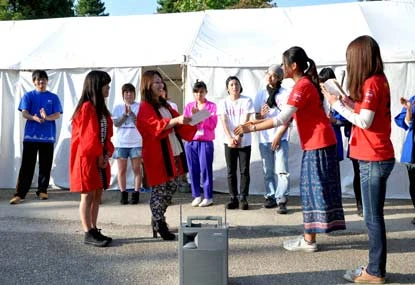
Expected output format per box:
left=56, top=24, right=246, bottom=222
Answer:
left=184, top=80, right=218, bottom=207
left=136, top=70, right=196, bottom=240
left=70, top=70, right=114, bottom=247
left=394, top=96, right=415, bottom=225
left=254, top=64, right=292, bottom=214
left=234, top=46, right=345, bottom=252
left=218, top=76, right=255, bottom=210
left=319, top=67, right=363, bottom=217
left=160, top=81, right=190, bottom=194
left=10, top=70, right=63, bottom=205
left=322, top=35, right=395, bottom=284
left=112, top=83, right=142, bottom=205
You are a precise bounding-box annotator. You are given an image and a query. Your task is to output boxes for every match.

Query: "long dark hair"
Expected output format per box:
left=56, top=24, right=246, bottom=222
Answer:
left=72, top=70, right=111, bottom=121
left=140, top=70, right=168, bottom=107
left=283, top=46, right=323, bottom=103
left=318, top=67, right=336, bottom=83
left=346, top=35, right=384, bottom=101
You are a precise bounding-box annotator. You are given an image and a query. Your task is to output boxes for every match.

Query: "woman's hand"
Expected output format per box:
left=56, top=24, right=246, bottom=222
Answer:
left=260, top=104, right=270, bottom=117
left=271, top=135, right=281, bottom=151
left=234, top=121, right=255, bottom=135
left=191, top=107, right=199, bottom=114
left=175, top=115, right=192, bottom=125
left=400, top=97, right=412, bottom=110
left=321, top=84, right=339, bottom=106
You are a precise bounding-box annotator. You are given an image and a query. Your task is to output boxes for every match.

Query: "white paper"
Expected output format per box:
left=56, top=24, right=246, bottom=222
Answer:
left=189, top=109, right=211, bottom=126
left=323, top=79, right=348, bottom=98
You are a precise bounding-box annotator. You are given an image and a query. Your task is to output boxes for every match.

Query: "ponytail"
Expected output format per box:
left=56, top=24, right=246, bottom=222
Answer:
left=305, top=58, right=324, bottom=103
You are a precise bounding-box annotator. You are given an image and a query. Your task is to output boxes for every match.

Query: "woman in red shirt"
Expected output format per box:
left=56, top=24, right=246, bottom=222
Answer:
left=136, top=70, right=196, bottom=240
left=70, top=70, right=114, bottom=247
left=235, top=46, right=346, bottom=252
left=323, top=35, right=395, bottom=284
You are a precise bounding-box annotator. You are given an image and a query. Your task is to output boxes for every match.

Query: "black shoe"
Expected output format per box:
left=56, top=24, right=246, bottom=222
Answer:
left=91, top=228, right=112, bottom=243
left=240, top=199, right=249, bottom=210
left=153, top=220, right=175, bottom=240
left=264, top=197, right=277, bottom=209
left=84, top=229, right=110, bottom=247
left=225, top=197, right=239, bottom=210
left=277, top=202, right=288, bottom=214
left=120, top=191, right=128, bottom=205
left=131, top=191, right=140, bottom=204
left=411, top=217, right=415, bottom=225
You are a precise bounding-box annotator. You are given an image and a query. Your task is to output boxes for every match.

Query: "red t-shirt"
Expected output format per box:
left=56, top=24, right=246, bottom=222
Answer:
left=287, top=77, right=336, bottom=150
left=349, top=75, right=394, bottom=161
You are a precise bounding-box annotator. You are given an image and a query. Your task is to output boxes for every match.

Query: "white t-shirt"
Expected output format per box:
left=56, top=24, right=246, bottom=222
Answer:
left=217, top=95, right=254, bottom=147
left=254, top=85, right=291, bottom=143
left=112, top=102, right=143, bottom=148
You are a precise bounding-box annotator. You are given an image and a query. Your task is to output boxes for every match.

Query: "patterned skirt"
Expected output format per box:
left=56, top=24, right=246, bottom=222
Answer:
left=300, top=145, right=346, bottom=233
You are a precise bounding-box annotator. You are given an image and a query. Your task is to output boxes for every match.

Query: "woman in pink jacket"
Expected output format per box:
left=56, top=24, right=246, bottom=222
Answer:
left=184, top=80, right=218, bottom=207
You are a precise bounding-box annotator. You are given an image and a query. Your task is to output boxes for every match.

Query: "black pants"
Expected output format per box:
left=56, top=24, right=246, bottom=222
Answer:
left=15, top=142, right=54, bottom=199
left=406, top=164, right=415, bottom=208
left=224, top=144, right=251, bottom=199
left=351, top=158, right=362, bottom=206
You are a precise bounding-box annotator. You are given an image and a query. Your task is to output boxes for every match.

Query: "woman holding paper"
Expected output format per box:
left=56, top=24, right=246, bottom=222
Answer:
left=136, top=70, right=196, bottom=240
left=184, top=80, right=218, bottom=207
left=322, top=35, right=395, bottom=284
left=234, top=46, right=345, bottom=251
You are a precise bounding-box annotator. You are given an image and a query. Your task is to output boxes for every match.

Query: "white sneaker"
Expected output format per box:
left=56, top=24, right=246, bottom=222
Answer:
left=191, top=197, right=202, bottom=207
left=199, top=199, right=213, bottom=207
left=282, top=235, right=317, bottom=252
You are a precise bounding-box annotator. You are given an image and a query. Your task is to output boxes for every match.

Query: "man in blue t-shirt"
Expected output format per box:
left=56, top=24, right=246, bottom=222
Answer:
left=10, top=70, right=63, bottom=204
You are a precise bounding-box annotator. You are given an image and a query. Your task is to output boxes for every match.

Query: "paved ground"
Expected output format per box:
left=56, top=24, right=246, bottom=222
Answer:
left=0, top=188, right=414, bottom=285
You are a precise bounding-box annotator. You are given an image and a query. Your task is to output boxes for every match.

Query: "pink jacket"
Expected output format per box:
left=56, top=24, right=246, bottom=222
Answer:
left=183, top=100, right=217, bottom=141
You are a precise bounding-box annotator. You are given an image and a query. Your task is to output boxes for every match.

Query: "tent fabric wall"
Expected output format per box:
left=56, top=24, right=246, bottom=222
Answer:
left=0, top=1, right=414, bottom=200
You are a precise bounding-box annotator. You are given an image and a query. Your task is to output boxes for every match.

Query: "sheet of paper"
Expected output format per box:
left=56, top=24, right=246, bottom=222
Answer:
left=323, top=79, right=348, bottom=98
left=189, top=109, right=211, bottom=126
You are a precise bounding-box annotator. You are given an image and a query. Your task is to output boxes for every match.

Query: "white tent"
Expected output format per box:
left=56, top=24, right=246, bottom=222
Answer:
left=1, top=1, right=414, bottom=199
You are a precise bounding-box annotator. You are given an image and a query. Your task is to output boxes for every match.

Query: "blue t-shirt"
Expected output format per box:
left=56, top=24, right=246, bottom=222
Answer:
left=18, top=90, right=63, bottom=143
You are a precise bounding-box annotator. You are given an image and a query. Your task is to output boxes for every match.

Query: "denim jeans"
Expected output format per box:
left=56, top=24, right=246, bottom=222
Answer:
left=224, top=144, right=251, bottom=199
left=258, top=141, right=289, bottom=204
left=359, top=159, right=395, bottom=277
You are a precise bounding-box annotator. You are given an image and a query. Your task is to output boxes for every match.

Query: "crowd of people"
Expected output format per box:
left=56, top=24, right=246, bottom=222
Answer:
left=8, top=35, right=415, bottom=284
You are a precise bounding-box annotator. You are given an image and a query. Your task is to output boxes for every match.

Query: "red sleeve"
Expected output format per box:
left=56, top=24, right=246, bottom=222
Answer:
left=360, top=77, right=380, bottom=112
left=78, top=103, right=102, bottom=157
left=287, top=78, right=309, bottom=109
left=136, top=103, right=171, bottom=139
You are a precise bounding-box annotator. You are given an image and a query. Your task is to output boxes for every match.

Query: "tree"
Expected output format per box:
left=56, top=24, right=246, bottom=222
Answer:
left=0, top=0, right=74, bottom=20
left=75, top=0, right=108, bottom=16
left=157, top=0, right=275, bottom=13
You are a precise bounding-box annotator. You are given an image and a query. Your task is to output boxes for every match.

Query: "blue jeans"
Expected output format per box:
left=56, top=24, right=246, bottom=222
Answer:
left=258, top=141, right=289, bottom=204
left=359, top=159, right=395, bottom=277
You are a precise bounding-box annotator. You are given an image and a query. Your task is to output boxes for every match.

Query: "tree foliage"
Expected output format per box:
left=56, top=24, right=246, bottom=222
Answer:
left=157, top=0, right=276, bottom=13
left=0, top=0, right=75, bottom=20
left=75, top=0, right=108, bottom=16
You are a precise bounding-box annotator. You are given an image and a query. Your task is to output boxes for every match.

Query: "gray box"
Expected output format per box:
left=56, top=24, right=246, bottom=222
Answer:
left=179, top=215, right=228, bottom=285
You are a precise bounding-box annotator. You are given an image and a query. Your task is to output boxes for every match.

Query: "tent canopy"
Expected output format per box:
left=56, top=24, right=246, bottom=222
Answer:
left=1, top=1, right=414, bottom=71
